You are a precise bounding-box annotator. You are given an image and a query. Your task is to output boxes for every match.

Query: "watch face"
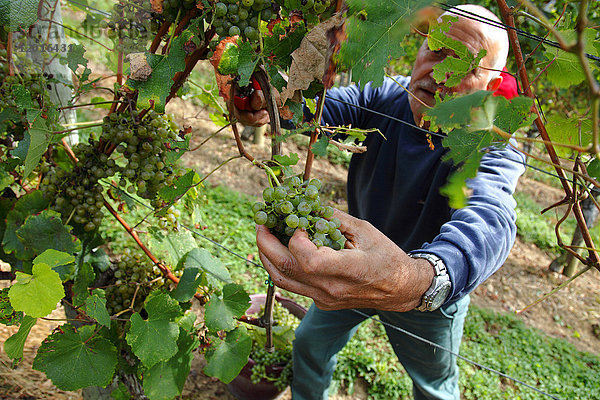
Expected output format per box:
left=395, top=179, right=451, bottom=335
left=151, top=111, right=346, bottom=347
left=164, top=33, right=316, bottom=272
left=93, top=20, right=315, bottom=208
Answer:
left=431, top=284, right=452, bottom=310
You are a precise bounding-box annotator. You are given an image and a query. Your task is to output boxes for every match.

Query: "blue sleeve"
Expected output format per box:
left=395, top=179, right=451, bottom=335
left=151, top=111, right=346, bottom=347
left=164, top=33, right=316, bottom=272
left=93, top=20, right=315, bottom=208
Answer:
left=419, top=143, right=526, bottom=305
left=305, top=76, right=411, bottom=129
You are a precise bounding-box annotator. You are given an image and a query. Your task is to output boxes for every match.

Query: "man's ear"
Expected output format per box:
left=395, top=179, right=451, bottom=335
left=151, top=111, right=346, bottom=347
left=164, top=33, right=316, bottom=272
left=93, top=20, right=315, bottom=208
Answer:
left=486, top=76, right=503, bottom=92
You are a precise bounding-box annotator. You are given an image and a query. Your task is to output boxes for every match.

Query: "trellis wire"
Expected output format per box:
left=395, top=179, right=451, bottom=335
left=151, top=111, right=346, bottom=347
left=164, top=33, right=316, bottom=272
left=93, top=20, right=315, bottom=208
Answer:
left=350, top=309, right=563, bottom=400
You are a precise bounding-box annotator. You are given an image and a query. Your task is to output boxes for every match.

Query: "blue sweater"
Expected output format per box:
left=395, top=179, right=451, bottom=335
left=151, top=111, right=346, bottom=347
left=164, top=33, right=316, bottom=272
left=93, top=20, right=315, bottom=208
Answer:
left=319, top=76, right=526, bottom=306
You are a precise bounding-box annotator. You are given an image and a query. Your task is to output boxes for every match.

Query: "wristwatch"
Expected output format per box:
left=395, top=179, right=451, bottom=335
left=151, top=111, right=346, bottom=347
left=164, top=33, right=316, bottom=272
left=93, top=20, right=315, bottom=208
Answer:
left=409, top=252, right=451, bottom=312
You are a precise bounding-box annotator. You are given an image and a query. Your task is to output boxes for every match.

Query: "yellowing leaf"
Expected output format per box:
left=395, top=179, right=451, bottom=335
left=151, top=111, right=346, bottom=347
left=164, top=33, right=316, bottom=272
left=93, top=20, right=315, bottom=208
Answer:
left=9, top=263, right=65, bottom=318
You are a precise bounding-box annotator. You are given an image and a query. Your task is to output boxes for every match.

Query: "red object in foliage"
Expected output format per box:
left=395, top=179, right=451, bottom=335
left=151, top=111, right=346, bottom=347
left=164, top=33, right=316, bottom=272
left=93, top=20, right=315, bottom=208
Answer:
left=234, top=77, right=261, bottom=111
left=493, top=68, right=519, bottom=100
left=234, top=95, right=252, bottom=111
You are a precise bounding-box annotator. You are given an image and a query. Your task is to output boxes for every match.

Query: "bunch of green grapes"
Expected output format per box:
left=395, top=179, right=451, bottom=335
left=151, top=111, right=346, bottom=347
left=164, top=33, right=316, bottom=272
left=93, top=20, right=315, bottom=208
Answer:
left=0, top=50, right=52, bottom=142
left=101, top=110, right=179, bottom=200
left=158, top=205, right=181, bottom=229
left=252, top=177, right=345, bottom=249
left=249, top=302, right=299, bottom=390
left=299, top=0, right=331, bottom=13
left=161, top=0, right=198, bottom=22
left=41, top=143, right=117, bottom=232
left=212, top=0, right=277, bottom=41
left=101, top=1, right=158, bottom=54
left=105, top=250, right=170, bottom=315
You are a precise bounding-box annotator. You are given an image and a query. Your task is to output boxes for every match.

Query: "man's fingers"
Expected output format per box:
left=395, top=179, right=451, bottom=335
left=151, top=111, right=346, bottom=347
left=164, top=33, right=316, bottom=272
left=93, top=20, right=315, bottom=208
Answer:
left=332, top=209, right=365, bottom=246
left=256, top=224, right=299, bottom=278
left=237, top=109, right=269, bottom=127
left=250, top=90, right=266, bottom=111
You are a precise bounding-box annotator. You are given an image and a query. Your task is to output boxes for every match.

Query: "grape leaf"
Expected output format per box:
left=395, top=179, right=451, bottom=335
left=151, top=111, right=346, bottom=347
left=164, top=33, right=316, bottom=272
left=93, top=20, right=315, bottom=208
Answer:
left=126, top=293, right=182, bottom=368
left=273, top=153, right=299, bottom=166
left=494, top=96, right=535, bottom=134
left=34, top=249, right=76, bottom=281
left=339, top=0, right=431, bottom=87
left=442, top=128, right=495, bottom=165
left=4, top=315, right=36, bottom=359
left=148, top=229, right=198, bottom=268
left=545, top=114, right=593, bottom=158
left=83, top=248, right=111, bottom=273
left=542, top=29, right=599, bottom=88
left=12, top=85, right=34, bottom=110
left=126, top=23, right=197, bottom=112
left=3, top=210, right=34, bottom=260
left=85, top=289, right=111, bottom=328
left=237, top=41, right=259, bottom=87
left=588, top=158, right=600, bottom=183
left=0, top=288, right=23, bottom=325
left=9, top=262, right=64, bottom=318
left=0, top=169, right=14, bottom=191
left=171, top=248, right=231, bottom=302
left=0, top=0, right=40, bottom=31
left=440, top=151, right=484, bottom=209
left=110, top=383, right=131, bottom=400
left=204, top=326, right=252, bottom=384
left=142, top=329, right=199, bottom=400
left=204, top=283, right=249, bottom=332
left=311, top=135, right=329, bottom=157
left=158, top=169, right=200, bottom=203
left=424, top=91, right=492, bottom=132
left=263, top=19, right=307, bottom=70
left=61, top=44, right=91, bottom=82
left=72, top=262, right=95, bottom=307
left=428, top=15, right=487, bottom=87
left=1, top=191, right=48, bottom=260
left=33, top=324, right=118, bottom=391
left=23, top=109, right=54, bottom=179
left=17, top=209, right=81, bottom=256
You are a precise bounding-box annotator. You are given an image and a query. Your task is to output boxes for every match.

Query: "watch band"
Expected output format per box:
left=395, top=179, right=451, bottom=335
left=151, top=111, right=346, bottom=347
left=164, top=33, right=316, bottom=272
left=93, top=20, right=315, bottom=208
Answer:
left=409, top=252, right=451, bottom=312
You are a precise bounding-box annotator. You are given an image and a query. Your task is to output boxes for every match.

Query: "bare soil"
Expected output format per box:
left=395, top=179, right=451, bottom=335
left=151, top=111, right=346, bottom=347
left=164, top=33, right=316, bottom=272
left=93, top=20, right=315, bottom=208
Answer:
left=1, top=99, right=599, bottom=400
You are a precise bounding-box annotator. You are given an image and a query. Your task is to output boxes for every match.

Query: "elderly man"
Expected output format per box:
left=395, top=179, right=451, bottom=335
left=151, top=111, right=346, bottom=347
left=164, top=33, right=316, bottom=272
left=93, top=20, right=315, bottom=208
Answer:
left=243, top=4, right=524, bottom=399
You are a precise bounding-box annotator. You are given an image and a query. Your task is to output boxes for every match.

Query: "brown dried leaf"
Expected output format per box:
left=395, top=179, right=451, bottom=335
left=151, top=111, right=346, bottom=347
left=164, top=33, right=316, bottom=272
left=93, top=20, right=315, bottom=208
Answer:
left=280, top=13, right=345, bottom=105
left=210, top=37, right=239, bottom=103
left=329, top=139, right=367, bottom=153
left=126, top=53, right=152, bottom=81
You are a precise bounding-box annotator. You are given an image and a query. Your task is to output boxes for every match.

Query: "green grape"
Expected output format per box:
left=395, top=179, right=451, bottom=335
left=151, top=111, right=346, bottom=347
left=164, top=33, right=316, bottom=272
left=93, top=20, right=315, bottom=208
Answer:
left=329, top=229, right=342, bottom=241
left=273, top=186, right=287, bottom=200
left=298, top=216, right=309, bottom=229
left=312, top=238, right=323, bottom=247
left=215, top=2, right=227, bottom=16
left=305, top=186, right=318, bottom=199
left=285, top=214, right=299, bottom=228
left=252, top=201, right=265, bottom=213
left=254, top=211, right=268, bottom=225
left=279, top=201, right=293, bottom=214
left=263, top=187, right=274, bottom=201
left=297, top=201, right=311, bottom=215
left=315, top=218, right=329, bottom=233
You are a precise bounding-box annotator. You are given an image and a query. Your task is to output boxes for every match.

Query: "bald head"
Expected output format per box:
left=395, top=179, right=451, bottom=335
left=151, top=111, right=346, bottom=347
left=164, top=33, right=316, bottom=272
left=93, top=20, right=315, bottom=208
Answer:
left=441, top=4, right=510, bottom=78
left=408, top=4, right=511, bottom=125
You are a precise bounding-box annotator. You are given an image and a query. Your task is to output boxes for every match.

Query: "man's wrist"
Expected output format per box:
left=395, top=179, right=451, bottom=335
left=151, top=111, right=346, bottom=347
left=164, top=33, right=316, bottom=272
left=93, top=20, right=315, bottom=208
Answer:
left=409, top=252, right=451, bottom=311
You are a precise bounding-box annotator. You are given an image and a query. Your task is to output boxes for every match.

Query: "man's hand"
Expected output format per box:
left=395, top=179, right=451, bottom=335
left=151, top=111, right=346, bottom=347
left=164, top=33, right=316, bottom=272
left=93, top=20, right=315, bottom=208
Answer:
left=256, top=209, right=435, bottom=311
left=230, top=87, right=270, bottom=127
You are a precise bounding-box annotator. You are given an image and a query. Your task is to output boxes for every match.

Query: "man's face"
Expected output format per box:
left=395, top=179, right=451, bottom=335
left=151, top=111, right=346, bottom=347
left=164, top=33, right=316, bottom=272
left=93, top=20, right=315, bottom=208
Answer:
left=408, top=16, right=501, bottom=125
